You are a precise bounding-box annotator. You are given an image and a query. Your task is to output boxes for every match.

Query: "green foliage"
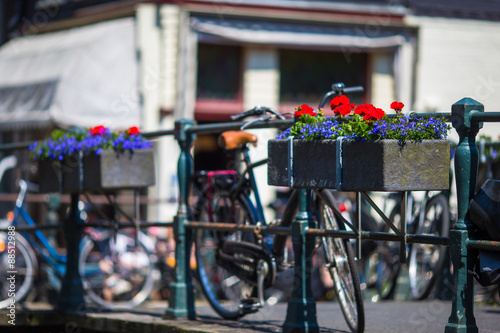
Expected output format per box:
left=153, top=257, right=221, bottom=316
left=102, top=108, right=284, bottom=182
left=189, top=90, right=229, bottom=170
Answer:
left=277, top=114, right=451, bottom=143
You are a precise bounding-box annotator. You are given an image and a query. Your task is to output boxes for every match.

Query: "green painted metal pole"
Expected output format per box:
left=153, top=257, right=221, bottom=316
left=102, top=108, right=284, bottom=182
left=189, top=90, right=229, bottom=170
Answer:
left=283, top=189, right=319, bottom=333
left=445, top=98, right=483, bottom=333
left=57, top=193, right=85, bottom=311
left=165, top=119, right=196, bottom=320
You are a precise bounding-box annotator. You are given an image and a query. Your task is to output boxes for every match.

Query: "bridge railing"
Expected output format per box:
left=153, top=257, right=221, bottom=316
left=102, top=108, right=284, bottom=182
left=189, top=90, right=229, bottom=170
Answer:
left=0, top=97, right=499, bottom=332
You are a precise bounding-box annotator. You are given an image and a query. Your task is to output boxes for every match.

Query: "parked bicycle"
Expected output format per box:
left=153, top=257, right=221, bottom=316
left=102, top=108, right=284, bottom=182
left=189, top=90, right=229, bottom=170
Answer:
left=191, top=84, right=365, bottom=332
left=0, top=179, right=158, bottom=309
left=370, top=188, right=451, bottom=300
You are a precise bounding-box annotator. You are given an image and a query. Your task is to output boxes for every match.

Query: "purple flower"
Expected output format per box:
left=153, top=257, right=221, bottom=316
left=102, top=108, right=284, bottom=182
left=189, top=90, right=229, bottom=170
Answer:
left=29, top=127, right=154, bottom=161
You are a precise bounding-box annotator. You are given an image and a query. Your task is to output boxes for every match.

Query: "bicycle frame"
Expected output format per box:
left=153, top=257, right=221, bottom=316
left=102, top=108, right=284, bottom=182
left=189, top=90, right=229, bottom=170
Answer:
left=237, top=147, right=267, bottom=224
left=11, top=181, right=66, bottom=278
left=196, top=145, right=268, bottom=226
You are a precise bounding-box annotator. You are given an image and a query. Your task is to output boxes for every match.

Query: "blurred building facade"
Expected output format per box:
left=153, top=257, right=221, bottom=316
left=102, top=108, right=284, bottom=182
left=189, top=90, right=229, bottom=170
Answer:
left=1, top=0, right=500, bottom=224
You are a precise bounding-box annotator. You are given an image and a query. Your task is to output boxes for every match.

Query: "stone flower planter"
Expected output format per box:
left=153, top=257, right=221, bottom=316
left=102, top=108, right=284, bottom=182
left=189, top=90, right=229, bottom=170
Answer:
left=83, top=149, right=156, bottom=191
left=38, top=149, right=156, bottom=193
left=268, top=139, right=450, bottom=191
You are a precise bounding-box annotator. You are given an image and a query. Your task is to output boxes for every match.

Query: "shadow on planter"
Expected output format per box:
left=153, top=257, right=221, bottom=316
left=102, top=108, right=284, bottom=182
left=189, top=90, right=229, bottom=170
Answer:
left=38, top=159, right=63, bottom=193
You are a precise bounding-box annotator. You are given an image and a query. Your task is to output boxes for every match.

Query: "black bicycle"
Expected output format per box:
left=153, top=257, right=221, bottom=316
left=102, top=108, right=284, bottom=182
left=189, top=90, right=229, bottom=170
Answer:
left=191, top=84, right=365, bottom=332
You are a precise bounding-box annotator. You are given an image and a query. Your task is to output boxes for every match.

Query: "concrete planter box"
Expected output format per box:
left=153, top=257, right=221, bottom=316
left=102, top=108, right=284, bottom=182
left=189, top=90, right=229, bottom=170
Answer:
left=268, top=139, right=450, bottom=191
left=82, top=149, right=156, bottom=191
left=38, top=154, right=84, bottom=193
left=38, top=149, right=155, bottom=193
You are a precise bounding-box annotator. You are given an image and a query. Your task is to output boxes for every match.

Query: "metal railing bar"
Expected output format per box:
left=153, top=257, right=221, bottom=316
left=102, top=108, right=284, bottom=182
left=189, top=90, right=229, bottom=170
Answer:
left=187, top=119, right=294, bottom=135
left=468, top=239, right=500, bottom=251
left=83, top=221, right=174, bottom=229
left=0, top=224, right=64, bottom=232
left=185, top=221, right=450, bottom=246
left=143, top=129, right=175, bottom=138
left=0, top=221, right=174, bottom=233
left=360, top=191, right=403, bottom=238
left=470, top=112, right=500, bottom=123
left=186, top=221, right=292, bottom=235
left=308, top=229, right=450, bottom=245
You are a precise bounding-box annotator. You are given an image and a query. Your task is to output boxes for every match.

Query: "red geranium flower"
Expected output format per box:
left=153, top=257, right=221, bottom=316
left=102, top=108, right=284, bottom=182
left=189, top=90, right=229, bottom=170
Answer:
left=90, top=125, right=107, bottom=136
left=354, top=104, right=386, bottom=121
left=295, top=104, right=316, bottom=117
left=333, top=103, right=355, bottom=117
left=365, top=107, right=386, bottom=121
left=330, top=95, right=350, bottom=110
left=390, top=101, right=405, bottom=113
left=354, top=104, right=371, bottom=116
left=127, top=126, right=141, bottom=135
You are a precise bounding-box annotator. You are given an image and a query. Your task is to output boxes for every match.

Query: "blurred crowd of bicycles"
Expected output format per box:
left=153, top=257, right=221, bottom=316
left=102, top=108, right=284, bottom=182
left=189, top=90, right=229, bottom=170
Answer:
left=1, top=134, right=500, bottom=313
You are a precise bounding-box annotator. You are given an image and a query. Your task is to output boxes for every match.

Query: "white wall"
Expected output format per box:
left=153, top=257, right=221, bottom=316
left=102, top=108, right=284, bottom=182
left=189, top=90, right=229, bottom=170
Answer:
left=243, top=46, right=280, bottom=222
left=136, top=4, right=182, bottom=235
left=371, top=51, right=396, bottom=109
left=409, top=16, right=500, bottom=138
left=136, top=5, right=160, bottom=132
left=159, top=5, right=179, bottom=111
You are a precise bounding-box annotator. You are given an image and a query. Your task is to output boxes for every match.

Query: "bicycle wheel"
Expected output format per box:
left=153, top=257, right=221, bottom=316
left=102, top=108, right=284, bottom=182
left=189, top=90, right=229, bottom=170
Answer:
left=375, top=205, right=403, bottom=300
left=79, top=230, right=157, bottom=309
left=408, top=194, right=450, bottom=300
left=194, top=189, right=258, bottom=320
left=0, top=231, right=38, bottom=309
left=316, top=190, right=364, bottom=333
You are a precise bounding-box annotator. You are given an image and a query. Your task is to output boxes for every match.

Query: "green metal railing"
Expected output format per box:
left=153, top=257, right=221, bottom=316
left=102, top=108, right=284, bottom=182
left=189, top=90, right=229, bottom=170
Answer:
left=1, top=97, right=499, bottom=332
left=166, top=97, right=499, bottom=332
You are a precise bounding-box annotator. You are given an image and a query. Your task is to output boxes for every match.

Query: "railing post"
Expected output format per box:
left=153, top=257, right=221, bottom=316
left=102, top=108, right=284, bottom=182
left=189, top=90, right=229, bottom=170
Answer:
left=57, top=193, right=85, bottom=311
left=445, top=98, right=483, bottom=333
left=283, top=189, right=319, bottom=333
left=165, top=119, right=196, bottom=320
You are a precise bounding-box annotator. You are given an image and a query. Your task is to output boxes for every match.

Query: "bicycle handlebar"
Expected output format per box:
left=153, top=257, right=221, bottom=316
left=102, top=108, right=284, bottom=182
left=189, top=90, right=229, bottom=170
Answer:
left=231, top=82, right=364, bottom=130
left=318, top=83, right=364, bottom=109
left=230, top=106, right=286, bottom=122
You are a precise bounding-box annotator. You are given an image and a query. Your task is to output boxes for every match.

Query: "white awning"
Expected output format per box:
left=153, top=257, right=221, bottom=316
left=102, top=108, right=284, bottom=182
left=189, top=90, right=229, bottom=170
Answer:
left=191, top=17, right=408, bottom=49
left=0, top=18, right=140, bottom=131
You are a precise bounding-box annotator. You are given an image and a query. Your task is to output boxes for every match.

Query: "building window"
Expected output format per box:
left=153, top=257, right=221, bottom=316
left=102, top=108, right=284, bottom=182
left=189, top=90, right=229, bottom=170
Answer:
left=195, top=43, right=243, bottom=121
left=279, top=49, right=367, bottom=110
left=197, top=43, right=241, bottom=100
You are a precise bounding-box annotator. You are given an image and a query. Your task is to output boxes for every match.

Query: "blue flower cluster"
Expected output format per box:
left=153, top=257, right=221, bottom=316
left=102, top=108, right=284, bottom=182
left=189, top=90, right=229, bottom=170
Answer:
left=276, top=114, right=450, bottom=142
left=277, top=118, right=343, bottom=140
left=29, top=128, right=153, bottom=161
left=367, top=116, right=449, bottom=141
left=112, top=132, right=154, bottom=153
left=29, top=134, right=83, bottom=161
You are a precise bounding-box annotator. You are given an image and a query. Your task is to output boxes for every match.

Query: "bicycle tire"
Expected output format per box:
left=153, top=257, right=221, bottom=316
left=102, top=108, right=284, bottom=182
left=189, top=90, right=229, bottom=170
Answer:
left=408, top=194, right=450, bottom=300
left=317, top=190, right=364, bottom=333
left=376, top=205, right=403, bottom=300
left=0, top=231, right=38, bottom=309
left=79, top=230, right=157, bottom=309
left=194, top=188, right=258, bottom=320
